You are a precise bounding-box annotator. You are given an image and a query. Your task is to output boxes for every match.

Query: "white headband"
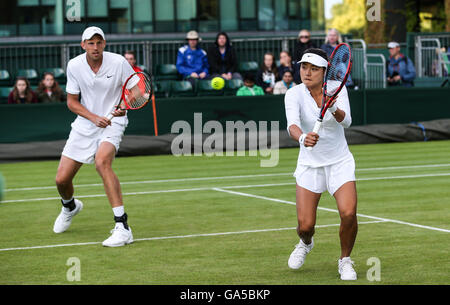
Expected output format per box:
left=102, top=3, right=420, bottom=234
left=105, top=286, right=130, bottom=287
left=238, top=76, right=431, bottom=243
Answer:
left=298, top=53, right=328, bottom=68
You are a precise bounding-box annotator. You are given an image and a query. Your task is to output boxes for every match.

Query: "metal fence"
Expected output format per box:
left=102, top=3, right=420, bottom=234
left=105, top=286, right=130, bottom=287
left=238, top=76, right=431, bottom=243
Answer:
left=366, top=54, right=386, bottom=88
left=415, top=37, right=442, bottom=77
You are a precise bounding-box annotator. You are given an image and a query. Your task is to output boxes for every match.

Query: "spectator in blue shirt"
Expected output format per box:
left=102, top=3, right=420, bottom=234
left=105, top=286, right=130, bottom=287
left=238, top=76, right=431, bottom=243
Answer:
left=176, top=31, right=209, bottom=86
left=320, top=28, right=342, bottom=58
left=386, top=41, right=416, bottom=87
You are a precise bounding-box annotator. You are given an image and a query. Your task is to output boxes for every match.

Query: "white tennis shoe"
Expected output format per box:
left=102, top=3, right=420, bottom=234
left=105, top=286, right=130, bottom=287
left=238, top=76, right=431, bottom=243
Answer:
left=288, top=238, right=314, bottom=269
left=53, top=199, right=83, bottom=233
left=338, top=257, right=357, bottom=280
left=102, top=223, right=133, bottom=247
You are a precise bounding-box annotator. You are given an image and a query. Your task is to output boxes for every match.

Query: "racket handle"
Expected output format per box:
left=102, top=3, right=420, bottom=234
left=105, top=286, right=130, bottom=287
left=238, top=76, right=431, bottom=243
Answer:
left=106, top=113, right=114, bottom=121
left=306, top=120, right=322, bottom=151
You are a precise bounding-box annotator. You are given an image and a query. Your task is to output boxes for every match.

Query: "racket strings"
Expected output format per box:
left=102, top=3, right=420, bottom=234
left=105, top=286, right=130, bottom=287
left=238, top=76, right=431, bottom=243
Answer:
left=124, top=73, right=153, bottom=109
left=325, top=45, right=351, bottom=96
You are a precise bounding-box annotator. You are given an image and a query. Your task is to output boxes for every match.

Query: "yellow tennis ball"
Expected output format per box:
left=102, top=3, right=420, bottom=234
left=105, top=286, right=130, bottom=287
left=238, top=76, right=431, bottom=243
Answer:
left=211, top=77, right=225, bottom=90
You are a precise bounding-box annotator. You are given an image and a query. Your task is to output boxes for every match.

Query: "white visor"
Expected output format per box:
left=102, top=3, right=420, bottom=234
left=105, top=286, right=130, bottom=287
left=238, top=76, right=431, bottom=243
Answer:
left=298, top=53, right=328, bottom=68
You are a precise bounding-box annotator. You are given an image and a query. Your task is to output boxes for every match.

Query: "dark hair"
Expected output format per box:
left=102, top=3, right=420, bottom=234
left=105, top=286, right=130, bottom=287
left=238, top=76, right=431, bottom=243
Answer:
left=282, top=69, right=294, bottom=77
left=13, top=77, right=34, bottom=103
left=302, top=48, right=328, bottom=62
left=124, top=50, right=137, bottom=59
left=261, top=52, right=278, bottom=76
left=37, top=72, right=64, bottom=99
left=243, top=72, right=256, bottom=83
left=215, top=32, right=231, bottom=48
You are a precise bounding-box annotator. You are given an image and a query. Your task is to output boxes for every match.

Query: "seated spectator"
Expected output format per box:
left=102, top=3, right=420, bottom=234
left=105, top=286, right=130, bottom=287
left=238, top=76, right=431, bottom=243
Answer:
left=256, top=52, right=279, bottom=95
left=278, top=50, right=301, bottom=84
left=321, top=28, right=342, bottom=58
left=176, top=30, right=209, bottom=86
left=124, top=50, right=143, bottom=72
left=293, top=29, right=316, bottom=62
left=207, top=32, right=242, bottom=81
left=8, top=77, right=38, bottom=104
left=274, top=70, right=297, bottom=95
left=36, top=72, right=66, bottom=103
left=386, top=41, right=416, bottom=87
left=236, top=73, right=264, bottom=96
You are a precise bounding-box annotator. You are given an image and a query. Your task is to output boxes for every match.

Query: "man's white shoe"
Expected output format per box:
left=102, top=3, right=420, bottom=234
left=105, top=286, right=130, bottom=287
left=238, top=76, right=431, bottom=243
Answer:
left=288, top=238, right=314, bottom=269
left=53, top=199, right=83, bottom=233
left=102, top=223, right=133, bottom=247
left=338, top=257, right=357, bottom=280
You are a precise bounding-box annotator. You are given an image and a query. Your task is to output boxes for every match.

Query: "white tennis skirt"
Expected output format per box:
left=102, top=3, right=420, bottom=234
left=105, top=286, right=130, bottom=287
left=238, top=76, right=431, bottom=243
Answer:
left=294, top=154, right=356, bottom=195
left=62, top=122, right=126, bottom=164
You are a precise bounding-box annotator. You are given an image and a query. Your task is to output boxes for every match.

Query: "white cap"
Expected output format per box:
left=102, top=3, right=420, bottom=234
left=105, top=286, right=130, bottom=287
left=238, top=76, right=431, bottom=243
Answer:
left=186, top=30, right=201, bottom=41
left=81, top=26, right=105, bottom=41
left=298, top=52, right=328, bottom=68
left=387, top=41, right=400, bottom=49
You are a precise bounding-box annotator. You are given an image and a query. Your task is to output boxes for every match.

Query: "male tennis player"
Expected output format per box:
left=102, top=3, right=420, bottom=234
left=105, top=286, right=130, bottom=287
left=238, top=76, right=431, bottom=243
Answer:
left=53, top=26, right=136, bottom=247
left=284, top=48, right=358, bottom=280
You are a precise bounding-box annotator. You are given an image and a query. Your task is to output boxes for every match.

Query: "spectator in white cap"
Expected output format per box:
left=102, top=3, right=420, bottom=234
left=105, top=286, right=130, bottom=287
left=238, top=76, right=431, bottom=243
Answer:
left=386, top=41, right=416, bottom=87
left=176, top=30, right=210, bottom=86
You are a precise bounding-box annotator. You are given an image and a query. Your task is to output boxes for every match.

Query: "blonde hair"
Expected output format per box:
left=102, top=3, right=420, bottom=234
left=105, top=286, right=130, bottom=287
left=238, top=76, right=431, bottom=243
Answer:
left=324, top=28, right=342, bottom=45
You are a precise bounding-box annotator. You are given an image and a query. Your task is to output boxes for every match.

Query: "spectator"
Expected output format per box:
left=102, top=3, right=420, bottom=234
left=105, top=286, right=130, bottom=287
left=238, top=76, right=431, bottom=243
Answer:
left=207, top=32, right=242, bottom=80
left=36, top=72, right=66, bottom=103
left=256, top=52, right=279, bottom=95
left=176, top=30, right=209, bottom=86
left=8, top=77, right=38, bottom=104
left=236, top=73, right=264, bottom=96
left=278, top=50, right=301, bottom=84
left=293, top=29, right=316, bottom=62
left=321, top=28, right=342, bottom=58
left=124, top=50, right=143, bottom=72
left=386, top=41, right=416, bottom=87
left=274, top=70, right=297, bottom=95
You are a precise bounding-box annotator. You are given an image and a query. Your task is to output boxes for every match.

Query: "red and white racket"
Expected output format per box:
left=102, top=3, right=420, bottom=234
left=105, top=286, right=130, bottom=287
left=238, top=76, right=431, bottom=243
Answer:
left=106, top=71, right=153, bottom=121
left=307, top=43, right=352, bottom=150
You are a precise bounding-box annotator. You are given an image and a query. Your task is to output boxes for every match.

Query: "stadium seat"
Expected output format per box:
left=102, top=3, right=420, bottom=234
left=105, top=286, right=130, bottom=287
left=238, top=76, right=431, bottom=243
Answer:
left=0, top=70, right=12, bottom=86
left=40, top=67, right=66, bottom=83
left=171, top=80, right=195, bottom=97
left=224, top=79, right=244, bottom=96
left=196, top=79, right=224, bottom=96
left=154, top=80, right=172, bottom=98
left=0, top=87, right=12, bottom=104
left=16, top=69, right=39, bottom=86
left=155, top=64, right=179, bottom=81
left=238, top=61, right=259, bottom=74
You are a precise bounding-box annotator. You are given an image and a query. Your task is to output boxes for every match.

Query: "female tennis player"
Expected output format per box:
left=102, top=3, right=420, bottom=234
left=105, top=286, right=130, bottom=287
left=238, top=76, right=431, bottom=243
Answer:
left=284, top=48, right=358, bottom=280
left=53, top=27, right=135, bottom=247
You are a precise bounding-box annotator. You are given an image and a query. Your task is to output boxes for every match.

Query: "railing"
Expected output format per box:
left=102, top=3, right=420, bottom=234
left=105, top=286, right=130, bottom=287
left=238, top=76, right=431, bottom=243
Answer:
left=346, top=39, right=367, bottom=89
left=366, top=54, right=386, bottom=88
left=415, top=37, right=442, bottom=77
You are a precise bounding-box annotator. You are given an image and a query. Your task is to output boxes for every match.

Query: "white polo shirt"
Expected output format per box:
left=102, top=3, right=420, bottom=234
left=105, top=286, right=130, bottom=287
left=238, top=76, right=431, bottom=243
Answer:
left=65, top=51, right=136, bottom=136
left=284, top=83, right=353, bottom=168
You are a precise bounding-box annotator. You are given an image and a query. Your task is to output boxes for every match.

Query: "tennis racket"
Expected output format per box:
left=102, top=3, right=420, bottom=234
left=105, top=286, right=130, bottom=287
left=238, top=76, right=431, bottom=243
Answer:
left=106, top=71, right=153, bottom=121
left=306, top=43, right=352, bottom=151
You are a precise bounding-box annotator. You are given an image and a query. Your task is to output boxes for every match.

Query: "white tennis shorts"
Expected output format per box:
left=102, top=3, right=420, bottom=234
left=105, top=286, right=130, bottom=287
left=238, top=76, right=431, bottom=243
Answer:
left=294, top=155, right=356, bottom=195
left=62, top=122, right=126, bottom=164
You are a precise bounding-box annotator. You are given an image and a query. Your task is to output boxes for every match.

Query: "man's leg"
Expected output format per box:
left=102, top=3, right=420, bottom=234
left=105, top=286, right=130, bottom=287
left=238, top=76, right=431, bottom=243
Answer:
left=95, top=141, right=133, bottom=247
left=53, top=155, right=83, bottom=233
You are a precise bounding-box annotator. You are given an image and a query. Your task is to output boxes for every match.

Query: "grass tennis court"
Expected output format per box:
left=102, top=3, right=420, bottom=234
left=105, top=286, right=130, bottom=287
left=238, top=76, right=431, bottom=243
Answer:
left=0, top=140, right=449, bottom=285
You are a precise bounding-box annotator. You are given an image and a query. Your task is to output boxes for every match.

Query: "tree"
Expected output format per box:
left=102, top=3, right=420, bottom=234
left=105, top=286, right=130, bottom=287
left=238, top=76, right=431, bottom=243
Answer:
left=326, top=0, right=367, bottom=38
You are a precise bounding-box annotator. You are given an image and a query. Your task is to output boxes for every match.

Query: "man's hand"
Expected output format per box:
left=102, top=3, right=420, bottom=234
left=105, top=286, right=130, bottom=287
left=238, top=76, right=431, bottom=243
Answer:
left=92, top=115, right=112, bottom=128
left=304, top=132, right=319, bottom=147
left=199, top=72, right=207, bottom=79
left=110, top=108, right=126, bottom=117
left=190, top=72, right=199, bottom=78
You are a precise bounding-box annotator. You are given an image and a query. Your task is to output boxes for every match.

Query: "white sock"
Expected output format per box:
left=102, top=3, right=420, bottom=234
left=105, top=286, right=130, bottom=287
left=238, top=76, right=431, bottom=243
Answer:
left=112, top=206, right=125, bottom=217
left=62, top=197, right=74, bottom=204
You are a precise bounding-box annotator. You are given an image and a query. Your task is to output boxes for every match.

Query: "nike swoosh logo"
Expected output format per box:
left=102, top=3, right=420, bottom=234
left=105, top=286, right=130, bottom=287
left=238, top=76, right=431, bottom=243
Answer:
left=107, top=75, right=113, bottom=78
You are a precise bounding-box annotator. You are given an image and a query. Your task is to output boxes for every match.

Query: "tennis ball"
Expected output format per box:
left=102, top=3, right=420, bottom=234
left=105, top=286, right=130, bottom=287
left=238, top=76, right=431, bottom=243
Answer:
left=0, top=172, right=5, bottom=202
left=211, top=77, right=225, bottom=90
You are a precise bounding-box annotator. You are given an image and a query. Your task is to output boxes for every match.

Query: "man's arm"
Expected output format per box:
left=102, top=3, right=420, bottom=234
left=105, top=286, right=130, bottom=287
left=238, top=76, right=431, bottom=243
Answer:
left=67, top=93, right=111, bottom=128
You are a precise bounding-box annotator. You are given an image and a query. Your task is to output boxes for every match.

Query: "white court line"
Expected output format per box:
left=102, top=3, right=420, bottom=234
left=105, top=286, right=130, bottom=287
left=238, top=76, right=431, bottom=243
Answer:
left=0, top=220, right=385, bottom=252
left=3, top=172, right=450, bottom=204
left=5, top=163, right=450, bottom=192
left=212, top=188, right=450, bottom=234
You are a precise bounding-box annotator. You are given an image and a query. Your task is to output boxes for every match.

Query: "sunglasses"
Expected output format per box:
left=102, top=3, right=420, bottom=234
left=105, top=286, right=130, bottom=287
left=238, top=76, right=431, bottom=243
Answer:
left=299, top=36, right=310, bottom=39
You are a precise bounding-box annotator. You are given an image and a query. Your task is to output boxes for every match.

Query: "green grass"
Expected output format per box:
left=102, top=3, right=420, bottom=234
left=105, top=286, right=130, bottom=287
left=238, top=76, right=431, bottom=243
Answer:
left=0, top=140, right=449, bottom=284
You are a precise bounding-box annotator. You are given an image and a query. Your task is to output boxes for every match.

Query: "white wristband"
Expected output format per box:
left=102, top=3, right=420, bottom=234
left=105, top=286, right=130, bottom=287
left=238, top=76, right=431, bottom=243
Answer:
left=328, top=104, right=338, bottom=114
left=299, top=134, right=306, bottom=147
